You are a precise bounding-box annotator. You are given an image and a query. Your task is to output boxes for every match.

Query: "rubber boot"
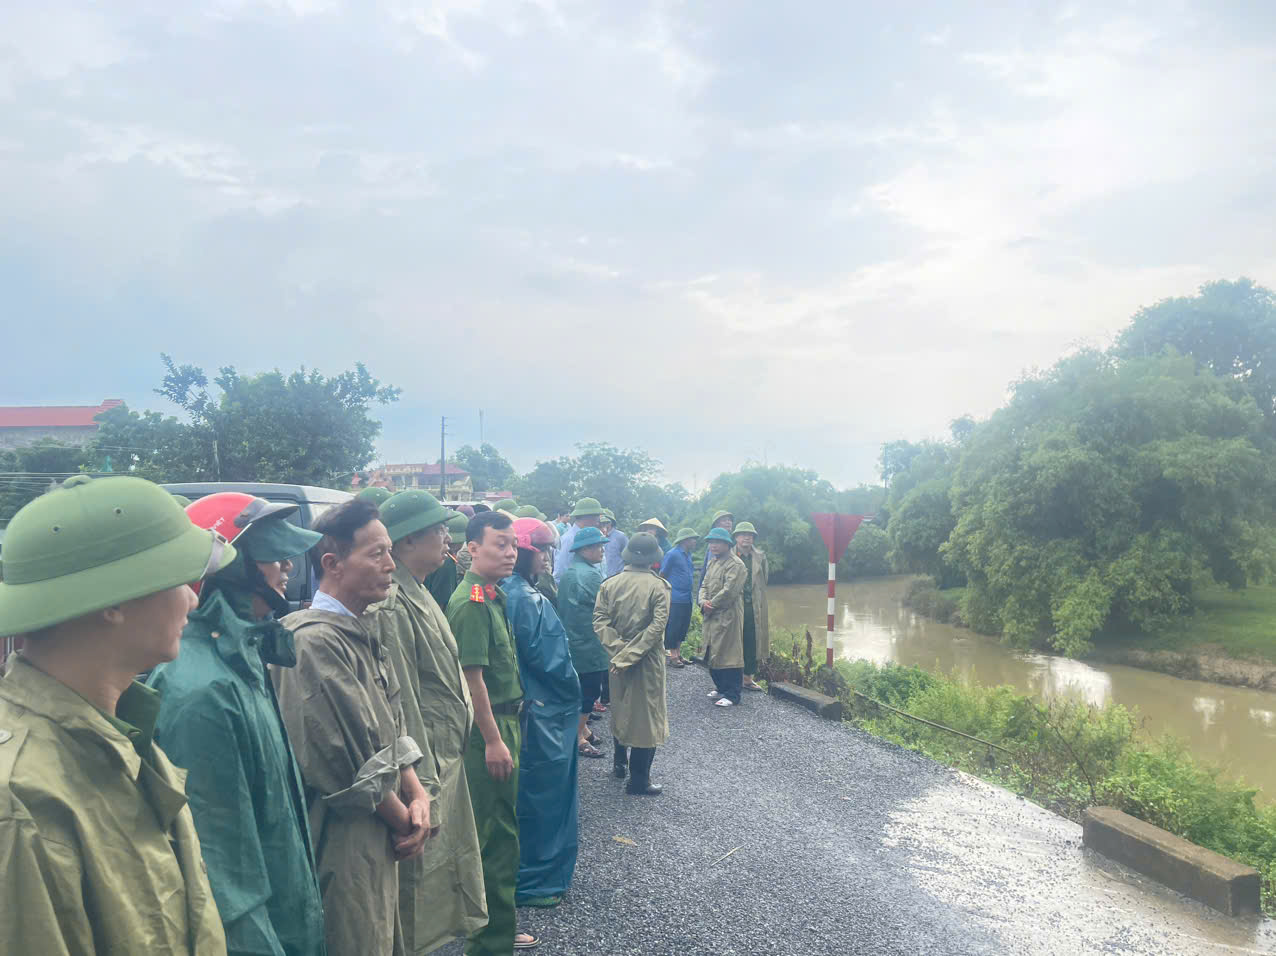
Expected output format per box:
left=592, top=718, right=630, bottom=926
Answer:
left=626, top=747, right=663, bottom=796
left=613, top=743, right=628, bottom=780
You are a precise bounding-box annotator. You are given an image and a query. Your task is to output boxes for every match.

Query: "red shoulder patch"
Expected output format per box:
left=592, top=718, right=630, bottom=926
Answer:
left=469, top=584, right=485, bottom=603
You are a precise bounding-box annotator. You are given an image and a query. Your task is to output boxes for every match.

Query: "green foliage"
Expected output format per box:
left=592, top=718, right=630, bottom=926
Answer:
left=147, top=355, right=399, bottom=487
left=450, top=443, right=515, bottom=493
left=684, top=466, right=848, bottom=584
left=901, top=578, right=964, bottom=626
left=944, top=351, right=1274, bottom=655
left=85, top=403, right=214, bottom=481
left=0, top=440, right=87, bottom=526
left=511, top=442, right=661, bottom=525
left=765, top=648, right=1276, bottom=911
left=1116, top=278, right=1276, bottom=429
left=839, top=523, right=890, bottom=579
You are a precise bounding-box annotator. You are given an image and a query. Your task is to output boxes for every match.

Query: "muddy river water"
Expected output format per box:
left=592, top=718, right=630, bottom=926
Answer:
left=768, top=576, right=1276, bottom=800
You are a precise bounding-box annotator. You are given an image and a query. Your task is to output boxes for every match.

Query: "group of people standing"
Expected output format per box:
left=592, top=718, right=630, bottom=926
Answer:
left=0, top=475, right=770, bottom=956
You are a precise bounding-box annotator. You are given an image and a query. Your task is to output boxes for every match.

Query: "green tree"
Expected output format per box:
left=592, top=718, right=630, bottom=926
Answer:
left=157, top=355, right=400, bottom=487
left=0, top=440, right=87, bottom=527
left=450, top=443, right=516, bottom=493
left=840, top=523, right=891, bottom=579
left=1116, top=278, right=1276, bottom=427
left=944, top=350, right=1274, bottom=655
left=513, top=443, right=661, bottom=526
left=687, top=466, right=843, bottom=584
left=85, top=403, right=212, bottom=481
left=888, top=478, right=963, bottom=586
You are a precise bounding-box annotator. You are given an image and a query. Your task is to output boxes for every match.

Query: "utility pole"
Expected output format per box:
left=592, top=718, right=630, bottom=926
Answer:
left=439, top=416, right=449, bottom=499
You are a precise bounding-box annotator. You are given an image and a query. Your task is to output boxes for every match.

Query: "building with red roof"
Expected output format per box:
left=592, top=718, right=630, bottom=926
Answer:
left=0, top=399, right=123, bottom=450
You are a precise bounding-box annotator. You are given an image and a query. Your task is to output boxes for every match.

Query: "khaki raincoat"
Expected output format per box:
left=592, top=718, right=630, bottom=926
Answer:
left=367, top=565, right=489, bottom=954
left=275, top=609, right=418, bottom=956
left=0, top=656, right=227, bottom=955
left=734, top=547, right=771, bottom=662
left=699, top=551, right=748, bottom=669
left=593, top=567, right=672, bottom=748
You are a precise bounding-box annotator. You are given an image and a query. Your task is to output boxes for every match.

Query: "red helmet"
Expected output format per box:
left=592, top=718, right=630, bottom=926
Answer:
left=510, top=517, right=555, bottom=553
left=184, top=493, right=298, bottom=595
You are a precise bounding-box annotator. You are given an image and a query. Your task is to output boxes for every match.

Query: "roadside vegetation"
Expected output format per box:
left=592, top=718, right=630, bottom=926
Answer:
left=757, top=628, right=1276, bottom=914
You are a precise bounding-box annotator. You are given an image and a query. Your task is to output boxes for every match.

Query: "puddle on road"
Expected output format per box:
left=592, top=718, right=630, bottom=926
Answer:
left=880, top=773, right=1276, bottom=955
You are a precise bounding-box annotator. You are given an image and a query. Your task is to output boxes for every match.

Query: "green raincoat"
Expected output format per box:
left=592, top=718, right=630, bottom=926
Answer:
left=274, top=609, right=420, bottom=956
left=149, top=589, right=325, bottom=956
left=0, top=656, right=227, bottom=954
left=558, top=555, right=609, bottom=674
left=424, top=553, right=461, bottom=613
left=367, top=565, right=489, bottom=954
left=734, top=547, right=771, bottom=664
left=593, top=568, right=671, bottom=748
left=699, top=552, right=747, bottom=670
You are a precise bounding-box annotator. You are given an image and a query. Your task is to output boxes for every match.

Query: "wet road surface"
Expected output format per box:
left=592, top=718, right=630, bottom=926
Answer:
left=441, top=664, right=1276, bottom=955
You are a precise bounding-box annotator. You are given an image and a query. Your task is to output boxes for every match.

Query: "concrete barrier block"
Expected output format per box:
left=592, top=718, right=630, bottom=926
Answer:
left=768, top=682, right=843, bottom=721
left=1082, top=806, right=1261, bottom=916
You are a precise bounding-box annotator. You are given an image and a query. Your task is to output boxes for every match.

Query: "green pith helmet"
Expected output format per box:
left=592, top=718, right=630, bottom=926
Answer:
left=672, top=527, right=700, bottom=546
left=621, top=531, right=662, bottom=566
left=570, top=496, right=603, bottom=518
left=380, top=490, right=451, bottom=543
left=446, top=512, right=469, bottom=538
left=515, top=505, right=540, bottom=518
left=703, top=527, right=734, bottom=546
left=570, top=526, right=609, bottom=551
left=494, top=499, right=519, bottom=514
left=732, top=521, right=758, bottom=538
left=0, top=475, right=236, bottom=637
left=170, top=493, right=192, bottom=509
left=600, top=508, right=617, bottom=526
left=710, top=509, right=735, bottom=527
left=356, top=486, right=393, bottom=507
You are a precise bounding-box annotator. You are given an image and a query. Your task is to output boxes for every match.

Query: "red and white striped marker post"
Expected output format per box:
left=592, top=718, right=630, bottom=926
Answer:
left=811, top=513, right=865, bottom=668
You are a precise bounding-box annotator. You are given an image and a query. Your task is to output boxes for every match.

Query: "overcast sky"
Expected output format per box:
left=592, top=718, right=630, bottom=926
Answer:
left=3, top=1, right=1274, bottom=491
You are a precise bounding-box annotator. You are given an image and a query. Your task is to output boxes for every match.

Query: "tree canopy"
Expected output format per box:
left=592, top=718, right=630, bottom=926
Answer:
left=450, top=443, right=516, bottom=493
left=83, top=355, right=400, bottom=487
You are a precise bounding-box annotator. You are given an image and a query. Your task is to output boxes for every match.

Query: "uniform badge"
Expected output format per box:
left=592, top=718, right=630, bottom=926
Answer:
left=469, top=584, right=485, bottom=603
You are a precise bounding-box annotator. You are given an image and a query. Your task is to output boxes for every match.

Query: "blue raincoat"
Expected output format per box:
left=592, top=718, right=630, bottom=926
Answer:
left=501, top=573, right=581, bottom=902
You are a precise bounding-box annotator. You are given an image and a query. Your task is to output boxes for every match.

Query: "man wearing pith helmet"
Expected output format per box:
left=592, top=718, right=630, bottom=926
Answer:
left=593, top=532, right=672, bottom=795
left=148, top=493, right=326, bottom=955
left=699, top=526, right=748, bottom=707
left=357, top=485, right=394, bottom=507
left=366, top=490, right=489, bottom=954
left=0, top=475, right=233, bottom=953
left=553, top=495, right=604, bottom=583
left=732, top=521, right=770, bottom=693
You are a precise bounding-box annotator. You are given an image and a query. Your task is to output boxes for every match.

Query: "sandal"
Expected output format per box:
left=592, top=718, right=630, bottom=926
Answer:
left=578, top=742, right=604, bottom=758
left=744, top=681, right=764, bottom=691
left=514, top=933, right=542, bottom=949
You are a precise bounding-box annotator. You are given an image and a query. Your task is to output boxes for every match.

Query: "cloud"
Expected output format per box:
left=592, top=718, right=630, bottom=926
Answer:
left=0, top=1, right=1273, bottom=489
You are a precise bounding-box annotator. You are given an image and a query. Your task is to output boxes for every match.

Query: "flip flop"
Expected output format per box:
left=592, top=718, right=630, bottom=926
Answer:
left=578, top=742, right=605, bottom=758
left=514, top=933, right=543, bottom=949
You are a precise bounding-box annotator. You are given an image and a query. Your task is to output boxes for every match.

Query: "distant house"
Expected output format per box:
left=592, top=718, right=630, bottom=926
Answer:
left=379, top=462, right=474, bottom=498
left=0, top=399, right=123, bottom=451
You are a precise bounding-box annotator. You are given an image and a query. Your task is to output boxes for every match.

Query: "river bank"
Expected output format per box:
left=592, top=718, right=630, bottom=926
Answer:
left=765, top=577, right=1276, bottom=801
left=904, top=577, right=1276, bottom=693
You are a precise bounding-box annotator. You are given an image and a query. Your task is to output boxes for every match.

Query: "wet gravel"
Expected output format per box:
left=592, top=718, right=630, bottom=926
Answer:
left=437, top=664, right=1276, bottom=955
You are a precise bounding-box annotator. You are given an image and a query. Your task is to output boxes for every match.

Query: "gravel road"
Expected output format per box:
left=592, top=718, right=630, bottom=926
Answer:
left=439, top=664, right=1276, bottom=955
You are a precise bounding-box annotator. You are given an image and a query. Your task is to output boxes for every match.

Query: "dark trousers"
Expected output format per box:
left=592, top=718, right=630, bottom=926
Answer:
left=614, top=744, right=657, bottom=790
left=742, top=601, right=757, bottom=674
left=710, top=666, right=743, bottom=704
left=579, top=671, right=606, bottom=714
left=600, top=670, right=610, bottom=705
left=665, top=601, right=692, bottom=651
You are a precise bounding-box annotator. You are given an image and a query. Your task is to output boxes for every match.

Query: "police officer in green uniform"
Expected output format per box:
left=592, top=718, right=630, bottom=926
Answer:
left=0, top=475, right=234, bottom=954
left=446, top=509, right=541, bottom=953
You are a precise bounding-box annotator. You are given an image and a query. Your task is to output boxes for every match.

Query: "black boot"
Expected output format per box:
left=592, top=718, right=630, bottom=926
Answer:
left=613, top=743, right=628, bottom=780
left=626, top=747, right=663, bottom=796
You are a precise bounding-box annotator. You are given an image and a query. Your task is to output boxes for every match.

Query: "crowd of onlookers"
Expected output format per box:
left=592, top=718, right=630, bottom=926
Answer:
left=0, top=476, right=769, bottom=955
